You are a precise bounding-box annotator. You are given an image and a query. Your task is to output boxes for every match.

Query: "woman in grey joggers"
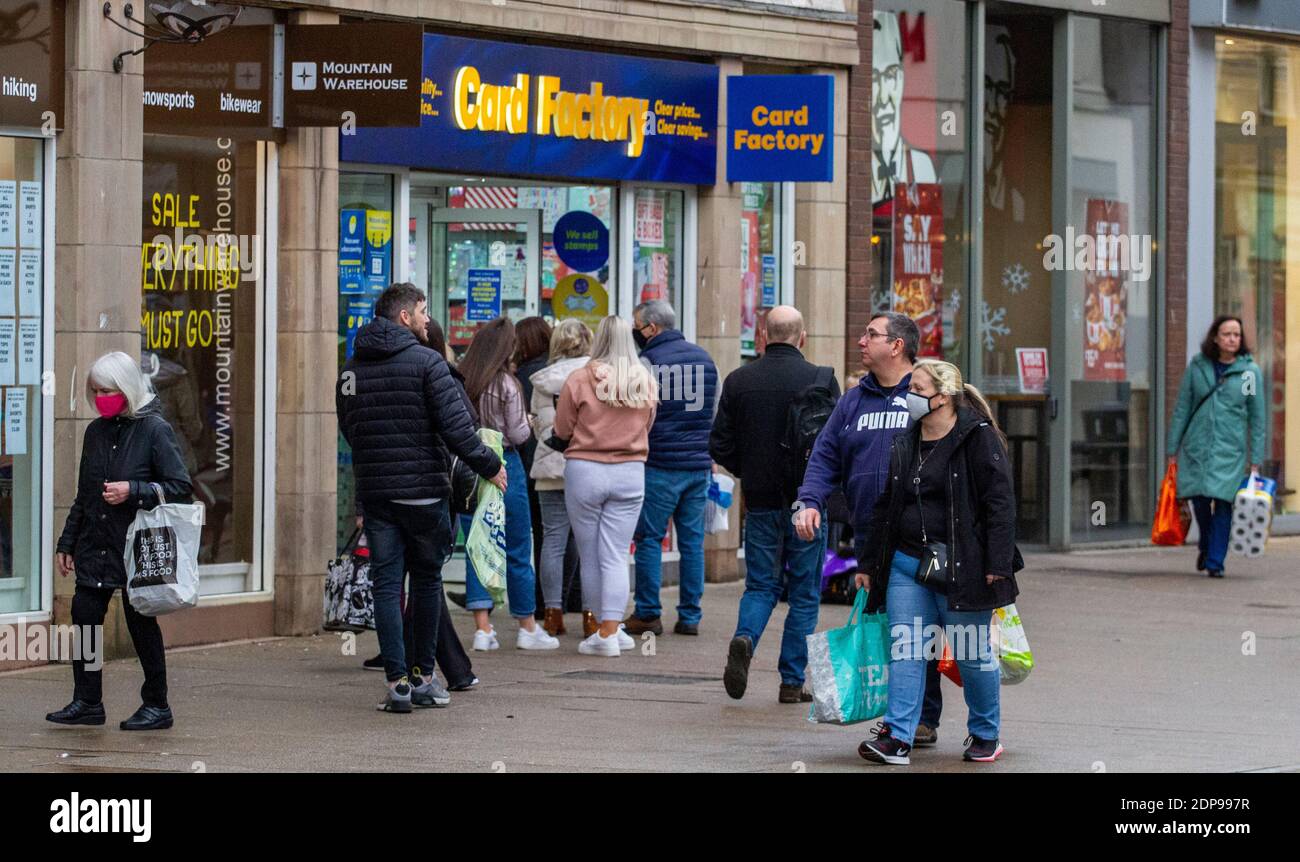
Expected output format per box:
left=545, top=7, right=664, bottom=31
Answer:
left=528, top=319, right=594, bottom=636
left=551, top=316, right=658, bottom=657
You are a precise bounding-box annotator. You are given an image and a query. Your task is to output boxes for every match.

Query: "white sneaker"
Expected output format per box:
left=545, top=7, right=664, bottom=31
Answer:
left=578, top=631, right=621, bottom=657
left=472, top=628, right=499, bottom=651
left=616, top=625, right=636, bottom=651
left=516, top=625, right=560, bottom=650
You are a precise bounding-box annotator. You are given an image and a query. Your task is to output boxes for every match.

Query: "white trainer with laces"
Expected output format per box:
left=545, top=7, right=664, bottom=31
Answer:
left=516, top=625, right=560, bottom=650
left=472, top=628, right=499, bottom=651
left=616, top=625, right=636, bottom=651
left=578, top=631, right=620, bottom=657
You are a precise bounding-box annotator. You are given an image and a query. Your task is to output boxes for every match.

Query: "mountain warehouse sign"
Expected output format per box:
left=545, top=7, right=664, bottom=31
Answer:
left=284, top=23, right=423, bottom=126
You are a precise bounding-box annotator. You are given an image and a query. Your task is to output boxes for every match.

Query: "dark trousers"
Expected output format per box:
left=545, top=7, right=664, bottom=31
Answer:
left=363, top=500, right=453, bottom=682
left=71, top=585, right=168, bottom=708
left=1192, top=495, right=1233, bottom=573
left=402, top=585, right=474, bottom=688
left=921, top=658, right=942, bottom=729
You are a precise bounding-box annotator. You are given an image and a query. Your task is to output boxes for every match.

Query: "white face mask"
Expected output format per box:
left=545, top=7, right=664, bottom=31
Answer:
left=906, top=391, right=938, bottom=421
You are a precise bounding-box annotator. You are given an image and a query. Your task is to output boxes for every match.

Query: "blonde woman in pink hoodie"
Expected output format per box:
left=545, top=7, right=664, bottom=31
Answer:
left=551, top=316, right=658, bottom=656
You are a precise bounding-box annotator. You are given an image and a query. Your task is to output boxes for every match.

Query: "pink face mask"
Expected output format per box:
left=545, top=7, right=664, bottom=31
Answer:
left=95, top=393, right=128, bottom=418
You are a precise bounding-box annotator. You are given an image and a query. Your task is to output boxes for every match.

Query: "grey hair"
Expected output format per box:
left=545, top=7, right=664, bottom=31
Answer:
left=634, top=300, right=677, bottom=331
left=871, top=311, right=920, bottom=363
left=86, top=351, right=156, bottom=417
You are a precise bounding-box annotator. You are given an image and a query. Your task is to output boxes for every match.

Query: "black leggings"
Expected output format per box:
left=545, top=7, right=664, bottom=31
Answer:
left=71, top=585, right=168, bottom=708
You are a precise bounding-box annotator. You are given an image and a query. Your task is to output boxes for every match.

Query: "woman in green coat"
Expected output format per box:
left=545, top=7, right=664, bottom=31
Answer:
left=1165, top=316, right=1267, bottom=577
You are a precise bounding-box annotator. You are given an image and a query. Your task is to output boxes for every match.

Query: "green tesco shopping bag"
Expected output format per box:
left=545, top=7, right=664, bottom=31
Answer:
left=806, top=589, right=890, bottom=725
left=465, top=429, right=507, bottom=606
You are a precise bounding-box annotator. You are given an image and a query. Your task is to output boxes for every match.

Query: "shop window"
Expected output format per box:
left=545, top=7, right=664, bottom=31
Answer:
left=141, top=135, right=266, bottom=593
left=632, top=188, right=685, bottom=315
left=871, top=1, right=970, bottom=367
left=741, top=182, right=781, bottom=357
left=0, top=135, right=44, bottom=615
left=337, top=171, right=394, bottom=549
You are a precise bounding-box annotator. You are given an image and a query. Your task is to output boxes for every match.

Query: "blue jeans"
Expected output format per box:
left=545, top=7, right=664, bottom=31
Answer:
left=883, top=551, right=1000, bottom=747
left=633, top=466, right=710, bottom=624
left=734, top=509, right=825, bottom=686
left=1192, top=496, right=1233, bottom=573
left=363, top=500, right=453, bottom=683
left=465, top=448, right=536, bottom=617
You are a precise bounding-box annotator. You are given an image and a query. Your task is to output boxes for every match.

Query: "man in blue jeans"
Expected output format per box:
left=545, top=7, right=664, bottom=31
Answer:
left=710, top=307, right=839, bottom=702
left=337, top=284, right=505, bottom=712
left=624, top=300, right=718, bottom=637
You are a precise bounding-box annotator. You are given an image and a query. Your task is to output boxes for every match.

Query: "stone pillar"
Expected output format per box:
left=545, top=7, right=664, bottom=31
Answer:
left=51, top=0, right=144, bottom=659
left=697, top=59, right=745, bottom=583
left=273, top=9, right=341, bottom=636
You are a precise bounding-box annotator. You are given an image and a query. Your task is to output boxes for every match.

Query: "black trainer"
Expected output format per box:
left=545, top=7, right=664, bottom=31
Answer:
left=120, top=704, right=173, bottom=731
left=963, top=735, right=1004, bottom=762
left=1196, top=550, right=1207, bottom=571
left=45, top=700, right=106, bottom=726
left=723, top=635, right=753, bottom=700
left=362, top=654, right=384, bottom=671
left=858, top=723, right=911, bottom=765
left=1207, top=569, right=1225, bottom=579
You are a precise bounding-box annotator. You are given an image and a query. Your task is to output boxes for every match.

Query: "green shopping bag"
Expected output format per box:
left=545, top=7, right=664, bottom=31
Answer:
left=465, top=429, right=507, bottom=605
left=806, top=589, right=890, bottom=725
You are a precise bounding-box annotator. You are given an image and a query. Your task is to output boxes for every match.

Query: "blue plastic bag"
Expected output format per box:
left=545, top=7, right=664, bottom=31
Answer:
left=806, top=590, right=890, bottom=725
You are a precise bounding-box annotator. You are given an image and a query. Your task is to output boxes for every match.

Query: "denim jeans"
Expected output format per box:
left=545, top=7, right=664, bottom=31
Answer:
left=465, top=448, right=537, bottom=617
left=883, top=551, right=1000, bottom=747
left=734, top=509, right=825, bottom=687
left=537, top=489, right=571, bottom=610
left=633, top=466, right=710, bottom=624
left=363, top=499, right=453, bottom=683
left=1192, top=496, right=1233, bottom=573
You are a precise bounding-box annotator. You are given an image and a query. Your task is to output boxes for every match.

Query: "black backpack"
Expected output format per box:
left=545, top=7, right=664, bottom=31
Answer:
left=779, top=366, right=838, bottom=504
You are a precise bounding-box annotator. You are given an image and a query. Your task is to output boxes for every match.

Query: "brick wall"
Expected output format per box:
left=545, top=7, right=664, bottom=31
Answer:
left=845, top=0, right=874, bottom=372
left=1165, top=0, right=1190, bottom=434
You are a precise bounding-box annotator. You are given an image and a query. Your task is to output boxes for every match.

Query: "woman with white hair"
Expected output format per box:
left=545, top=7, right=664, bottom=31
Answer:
left=550, top=316, right=658, bottom=656
left=46, top=351, right=192, bottom=731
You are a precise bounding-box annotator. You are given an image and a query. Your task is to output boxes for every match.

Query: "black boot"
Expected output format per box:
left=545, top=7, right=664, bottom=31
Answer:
left=46, top=699, right=106, bottom=726
left=120, top=704, right=174, bottom=731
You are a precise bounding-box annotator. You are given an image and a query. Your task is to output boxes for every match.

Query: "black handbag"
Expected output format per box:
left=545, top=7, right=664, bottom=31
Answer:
left=913, top=438, right=949, bottom=594
left=448, top=455, right=479, bottom=516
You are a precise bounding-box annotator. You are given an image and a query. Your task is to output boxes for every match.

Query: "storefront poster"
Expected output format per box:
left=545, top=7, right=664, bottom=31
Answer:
left=466, top=269, right=502, bottom=321
left=0, top=249, right=14, bottom=316
left=761, top=254, right=778, bottom=306
left=740, top=211, right=759, bottom=354
left=342, top=33, right=719, bottom=185
left=1016, top=347, right=1049, bottom=395
left=0, top=319, right=13, bottom=385
left=338, top=209, right=366, bottom=294
left=635, top=195, right=664, bottom=245
left=553, top=211, right=609, bottom=273
left=0, top=181, right=14, bottom=246
left=519, top=187, right=568, bottom=232
left=364, top=210, right=392, bottom=291
left=891, top=183, right=944, bottom=357
left=17, top=319, right=38, bottom=386
left=344, top=298, right=374, bottom=360
left=447, top=304, right=478, bottom=347
left=3, top=387, right=26, bottom=455
left=567, top=187, right=611, bottom=225
left=1083, top=198, right=1129, bottom=381
left=19, top=182, right=40, bottom=247
left=552, top=274, right=608, bottom=330
left=17, top=250, right=39, bottom=317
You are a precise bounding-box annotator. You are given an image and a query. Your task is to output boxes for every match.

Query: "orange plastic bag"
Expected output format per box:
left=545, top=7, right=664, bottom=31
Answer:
left=938, top=641, right=963, bottom=688
left=1151, top=462, right=1188, bottom=546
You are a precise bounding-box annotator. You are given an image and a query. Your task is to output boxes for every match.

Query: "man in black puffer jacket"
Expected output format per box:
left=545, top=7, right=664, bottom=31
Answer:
left=337, top=283, right=504, bottom=713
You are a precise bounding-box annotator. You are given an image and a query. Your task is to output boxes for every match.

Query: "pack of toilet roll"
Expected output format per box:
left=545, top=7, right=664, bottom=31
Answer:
left=1231, top=472, right=1275, bottom=558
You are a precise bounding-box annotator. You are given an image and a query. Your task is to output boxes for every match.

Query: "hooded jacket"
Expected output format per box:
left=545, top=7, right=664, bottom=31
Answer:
left=336, top=316, right=501, bottom=503
left=528, top=355, right=590, bottom=488
left=797, top=371, right=913, bottom=532
left=57, top=399, right=193, bottom=590
left=639, top=330, right=718, bottom=471
left=856, top=406, right=1022, bottom=614
left=1166, top=353, right=1268, bottom=502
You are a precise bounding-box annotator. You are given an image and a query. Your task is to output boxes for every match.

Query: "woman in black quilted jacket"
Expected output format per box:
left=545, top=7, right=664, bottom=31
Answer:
left=48, top=352, right=192, bottom=731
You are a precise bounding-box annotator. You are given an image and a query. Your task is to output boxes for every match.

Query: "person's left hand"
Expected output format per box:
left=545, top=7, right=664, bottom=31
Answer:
left=985, top=574, right=1007, bottom=585
left=1249, top=463, right=1261, bottom=474
left=102, top=481, right=130, bottom=505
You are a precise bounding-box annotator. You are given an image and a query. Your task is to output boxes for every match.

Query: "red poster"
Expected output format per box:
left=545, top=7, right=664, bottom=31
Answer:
left=1084, top=198, right=1129, bottom=381
left=891, top=183, right=944, bottom=357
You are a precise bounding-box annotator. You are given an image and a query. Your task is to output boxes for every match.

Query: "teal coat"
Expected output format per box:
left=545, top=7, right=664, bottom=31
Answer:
left=1166, top=353, right=1267, bottom=502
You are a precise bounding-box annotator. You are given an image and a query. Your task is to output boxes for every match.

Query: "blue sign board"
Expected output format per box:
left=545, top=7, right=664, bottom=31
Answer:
left=553, top=211, right=609, bottom=272
left=339, top=209, right=366, bottom=295
left=466, top=269, right=502, bottom=321
left=761, top=254, right=778, bottom=306
left=726, top=75, right=834, bottom=182
left=341, top=34, right=719, bottom=185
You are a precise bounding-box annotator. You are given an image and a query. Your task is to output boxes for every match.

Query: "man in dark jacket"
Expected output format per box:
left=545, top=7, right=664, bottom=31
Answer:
left=710, top=307, right=839, bottom=703
left=337, top=283, right=505, bottom=713
left=624, top=300, right=718, bottom=636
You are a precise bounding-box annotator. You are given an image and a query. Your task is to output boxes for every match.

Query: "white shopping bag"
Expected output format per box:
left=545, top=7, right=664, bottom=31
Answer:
left=1231, top=470, right=1275, bottom=558
left=990, top=603, right=1033, bottom=685
left=703, top=474, right=734, bottom=535
left=124, top=483, right=204, bottom=616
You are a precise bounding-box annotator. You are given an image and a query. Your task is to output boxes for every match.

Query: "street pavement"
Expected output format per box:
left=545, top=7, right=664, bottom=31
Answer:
left=3, top=538, right=1299, bottom=773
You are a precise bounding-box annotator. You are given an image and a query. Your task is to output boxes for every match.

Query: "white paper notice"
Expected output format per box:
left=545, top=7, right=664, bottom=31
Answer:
left=0, top=181, right=15, bottom=247
left=4, top=388, right=27, bottom=455
left=18, top=319, right=39, bottom=385
left=0, top=320, right=14, bottom=386
left=0, top=249, right=15, bottom=316
left=19, top=182, right=41, bottom=248
left=17, top=249, right=39, bottom=316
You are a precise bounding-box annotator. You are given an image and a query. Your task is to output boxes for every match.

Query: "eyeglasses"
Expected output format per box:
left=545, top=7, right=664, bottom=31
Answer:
left=864, top=330, right=897, bottom=342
